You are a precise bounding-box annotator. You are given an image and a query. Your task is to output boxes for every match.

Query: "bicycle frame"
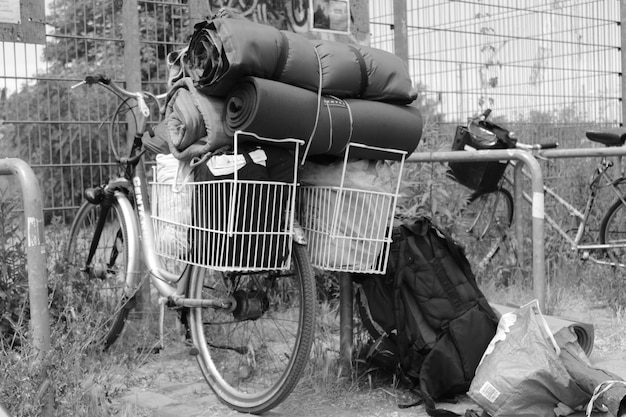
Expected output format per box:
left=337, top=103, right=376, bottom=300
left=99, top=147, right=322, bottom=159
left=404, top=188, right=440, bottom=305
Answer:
left=506, top=155, right=626, bottom=255
left=79, top=87, right=218, bottom=308
left=97, top=120, right=306, bottom=310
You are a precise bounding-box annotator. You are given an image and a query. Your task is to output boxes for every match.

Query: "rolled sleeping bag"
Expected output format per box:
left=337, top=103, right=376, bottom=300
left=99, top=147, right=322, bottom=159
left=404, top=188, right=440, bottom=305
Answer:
left=184, top=17, right=416, bottom=104
left=164, top=77, right=231, bottom=161
left=223, top=76, right=422, bottom=160
left=185, top=18, right=283, bottom=97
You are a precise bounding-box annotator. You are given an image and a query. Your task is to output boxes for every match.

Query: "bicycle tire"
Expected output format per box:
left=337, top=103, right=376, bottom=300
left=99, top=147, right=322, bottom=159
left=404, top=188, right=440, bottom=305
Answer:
left=599, top=196, right=626, bottom=264
left=187, top=243, right=316, bottom=414
left=455, top=188, right=514, bottom=269
left=65, top=197, right=138, bottom=350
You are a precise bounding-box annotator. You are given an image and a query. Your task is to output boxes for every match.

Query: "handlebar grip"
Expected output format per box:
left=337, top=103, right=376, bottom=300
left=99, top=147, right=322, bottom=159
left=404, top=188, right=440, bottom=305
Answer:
left=85, top=74, right=111, bottom=85
left=539, top=142, right=558, bottom=149
left=481, top=109, right=492, bottom=120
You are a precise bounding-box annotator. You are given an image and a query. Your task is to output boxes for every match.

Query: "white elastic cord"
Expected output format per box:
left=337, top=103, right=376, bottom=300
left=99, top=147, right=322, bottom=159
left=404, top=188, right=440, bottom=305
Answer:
left=328, top=94, right=354, bottom=156
left=301, top=44, right=324, bottom=164
left=586, top=380, right=626, bottom=416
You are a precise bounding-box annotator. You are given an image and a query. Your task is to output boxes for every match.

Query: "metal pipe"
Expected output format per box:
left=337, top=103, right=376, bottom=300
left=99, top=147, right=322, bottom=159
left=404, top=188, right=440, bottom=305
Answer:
left=0, top=158, right=50, bottom=355
left=539, top=147, right=626, bottom=159
left=339, top=272, right=353, bottom=369
left=513, top=163, right=525, bottom=266
left=0, top=158, right=52, bottom=417
left=406, top=149, right=546, bottom=310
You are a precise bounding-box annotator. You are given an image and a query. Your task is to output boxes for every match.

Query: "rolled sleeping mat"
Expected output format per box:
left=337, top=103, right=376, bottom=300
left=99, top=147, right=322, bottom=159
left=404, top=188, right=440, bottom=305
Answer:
left=184, top=17, right=416, bottom=104
left=164, top=77, right=231, bottom=161
left=223, top=77, right=423, bottom=160
left=491, top=303, right=595, bottom=357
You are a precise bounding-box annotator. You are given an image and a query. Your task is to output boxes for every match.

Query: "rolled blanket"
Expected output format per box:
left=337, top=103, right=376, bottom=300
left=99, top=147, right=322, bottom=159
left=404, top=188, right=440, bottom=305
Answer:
left=164, top=77, right=231, bottom=160
left=185, top=17, right=416, bottom=104
left=223, top=77, right=422, bottom=160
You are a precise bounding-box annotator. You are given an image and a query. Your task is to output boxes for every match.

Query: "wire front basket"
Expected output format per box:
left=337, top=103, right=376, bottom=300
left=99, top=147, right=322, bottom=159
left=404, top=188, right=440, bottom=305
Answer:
left=299, top=143, right=406, bottom=274
left=151, top=133, right=302, bottom=271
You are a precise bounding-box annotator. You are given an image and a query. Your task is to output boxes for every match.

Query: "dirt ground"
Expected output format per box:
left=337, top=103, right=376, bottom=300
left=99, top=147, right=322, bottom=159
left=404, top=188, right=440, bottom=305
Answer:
left=105, top=304, right=626, bottom=417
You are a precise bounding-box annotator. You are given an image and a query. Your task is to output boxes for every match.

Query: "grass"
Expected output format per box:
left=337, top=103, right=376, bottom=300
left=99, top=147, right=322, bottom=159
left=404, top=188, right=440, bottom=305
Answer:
left=3, top=121, right=626, bottom=415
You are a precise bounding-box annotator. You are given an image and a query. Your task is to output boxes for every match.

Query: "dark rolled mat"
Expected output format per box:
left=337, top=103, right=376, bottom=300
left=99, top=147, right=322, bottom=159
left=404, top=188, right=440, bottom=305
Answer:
left=223, top=77, right=423, bottom=160
left=185, top=17, right=416, bottom=104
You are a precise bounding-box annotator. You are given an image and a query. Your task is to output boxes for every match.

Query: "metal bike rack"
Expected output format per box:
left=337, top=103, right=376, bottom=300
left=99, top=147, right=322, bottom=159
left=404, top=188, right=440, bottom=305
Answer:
left=0, top=158, right=51, bottom=417
left=338, top=148, right=546, bottom=366
left=509, top=146, right=626, bottom=268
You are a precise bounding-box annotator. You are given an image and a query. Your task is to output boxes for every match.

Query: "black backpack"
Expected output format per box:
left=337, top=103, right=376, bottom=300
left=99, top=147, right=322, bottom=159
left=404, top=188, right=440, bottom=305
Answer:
left=355, top=217, right=498, bottom=416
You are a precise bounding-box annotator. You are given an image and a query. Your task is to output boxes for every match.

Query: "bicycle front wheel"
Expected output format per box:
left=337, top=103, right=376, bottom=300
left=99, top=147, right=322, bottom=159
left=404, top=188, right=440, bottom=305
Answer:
left=187, top=243, right=316, bottom=414
left=599, top=196, right=626, bottom=264
left=65, top=197, right=138, bottom=349
left=455, top=188, right=514, bottom=269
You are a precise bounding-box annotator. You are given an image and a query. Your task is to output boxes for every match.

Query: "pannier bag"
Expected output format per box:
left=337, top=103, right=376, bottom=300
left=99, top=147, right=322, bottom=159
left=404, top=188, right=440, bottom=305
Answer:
left=448, top=118, right=517, bottom=194
left=188, top=144, right=296, bottom=270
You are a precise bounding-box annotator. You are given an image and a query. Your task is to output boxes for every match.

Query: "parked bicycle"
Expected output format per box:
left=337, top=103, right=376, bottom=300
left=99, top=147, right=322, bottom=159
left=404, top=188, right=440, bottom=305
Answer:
left=64, top=74, right=316, bottom=414
left=450, top=109, right=626, bottom=270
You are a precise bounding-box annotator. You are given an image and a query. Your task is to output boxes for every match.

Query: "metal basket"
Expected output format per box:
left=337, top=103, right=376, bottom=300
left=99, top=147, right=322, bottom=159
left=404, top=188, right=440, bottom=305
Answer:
left=151, top=133, right=303, bottom=271
left=299, top=143, right=406, bottom=274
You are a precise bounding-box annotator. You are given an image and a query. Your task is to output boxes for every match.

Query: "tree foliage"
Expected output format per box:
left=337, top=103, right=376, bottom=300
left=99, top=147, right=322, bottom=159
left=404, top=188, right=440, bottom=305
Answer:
left=0, top=0, right=180, bottom=218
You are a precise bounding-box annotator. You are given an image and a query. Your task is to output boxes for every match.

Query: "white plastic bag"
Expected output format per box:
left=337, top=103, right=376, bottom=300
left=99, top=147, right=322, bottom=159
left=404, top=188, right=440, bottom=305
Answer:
left=468, top=300, right=588, bottom=417
left=154, top=154, right=194, bottom=253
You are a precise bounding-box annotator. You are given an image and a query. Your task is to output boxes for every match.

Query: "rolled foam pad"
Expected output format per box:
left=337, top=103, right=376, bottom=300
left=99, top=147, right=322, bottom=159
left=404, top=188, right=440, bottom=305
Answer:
left=223, top=77, right=423, bottom=160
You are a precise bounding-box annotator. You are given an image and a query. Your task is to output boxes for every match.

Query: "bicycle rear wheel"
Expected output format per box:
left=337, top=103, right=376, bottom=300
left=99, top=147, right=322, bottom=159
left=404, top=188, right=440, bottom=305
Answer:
left=599, top=196, right=626, bottom=265
left=65, top=197, right=138, bottom=349
left=455, top=188, right=514, bottom=270
left=187, top=243, right=316, bottom=414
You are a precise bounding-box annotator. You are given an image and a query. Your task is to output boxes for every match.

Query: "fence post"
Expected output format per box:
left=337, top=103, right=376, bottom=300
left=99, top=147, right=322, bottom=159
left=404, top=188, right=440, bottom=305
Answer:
left=122, top=0, right=152, bottom=316
left=621, top=0, right=626, bottom=125
left=339, top=272, right=353, bottom=369
left=393, top=0, right=409, bottom=66
left=0, top=158, right=52, bottom=417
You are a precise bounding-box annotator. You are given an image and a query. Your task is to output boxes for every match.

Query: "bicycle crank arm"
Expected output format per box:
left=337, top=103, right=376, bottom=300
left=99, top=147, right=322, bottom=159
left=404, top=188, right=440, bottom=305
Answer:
left=169, top=296, right=234, bottom=310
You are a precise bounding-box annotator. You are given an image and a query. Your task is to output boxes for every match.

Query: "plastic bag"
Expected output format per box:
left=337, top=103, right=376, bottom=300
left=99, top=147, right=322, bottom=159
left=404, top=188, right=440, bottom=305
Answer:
left=300, top=159, right=397, bottom=270
left=300, top=159, right=397, bottom=192
left=154, top=154, right=193, bottom=253
left=468, top=300, right=588, bottom=417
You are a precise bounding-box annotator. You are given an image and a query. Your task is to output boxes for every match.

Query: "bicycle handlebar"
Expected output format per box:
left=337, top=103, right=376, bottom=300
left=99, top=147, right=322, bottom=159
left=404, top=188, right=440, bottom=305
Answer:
left=71, top=74, right=159, bottom=118
left=515, top=142, right=559, bottom=151
left=71, top=74, right=164, bottom=161
left=470, top=108, right=559, bottom=151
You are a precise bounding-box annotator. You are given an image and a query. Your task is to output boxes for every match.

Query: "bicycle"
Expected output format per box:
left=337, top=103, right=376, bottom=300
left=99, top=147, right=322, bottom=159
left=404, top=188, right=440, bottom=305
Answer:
left=450, top=109, right=626, bottom=270
left=64, top=74, right=316, bottom=414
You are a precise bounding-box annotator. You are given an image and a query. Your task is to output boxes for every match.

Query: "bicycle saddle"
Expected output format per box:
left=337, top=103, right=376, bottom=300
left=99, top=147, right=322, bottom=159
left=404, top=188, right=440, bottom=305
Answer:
left=586, top=128, right=626, bottom=147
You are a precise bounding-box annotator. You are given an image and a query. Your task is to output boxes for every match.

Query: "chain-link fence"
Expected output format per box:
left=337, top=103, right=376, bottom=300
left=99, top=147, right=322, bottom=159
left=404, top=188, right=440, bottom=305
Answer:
left=0, top=0, right=623, bottom=217
left=370, top=0, right=623, bottom=218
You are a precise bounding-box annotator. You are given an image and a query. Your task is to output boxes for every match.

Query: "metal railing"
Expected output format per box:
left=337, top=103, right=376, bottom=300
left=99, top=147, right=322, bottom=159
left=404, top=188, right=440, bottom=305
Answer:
left=0, top=158, right=52, bottom=417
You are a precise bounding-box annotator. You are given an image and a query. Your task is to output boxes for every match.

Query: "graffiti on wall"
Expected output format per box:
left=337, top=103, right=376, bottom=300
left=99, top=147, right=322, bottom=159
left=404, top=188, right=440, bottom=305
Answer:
left=208, top=0, right=350, bottom=34
left=208, top=0, right=307, bottom=32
